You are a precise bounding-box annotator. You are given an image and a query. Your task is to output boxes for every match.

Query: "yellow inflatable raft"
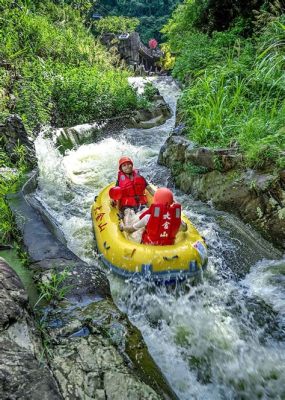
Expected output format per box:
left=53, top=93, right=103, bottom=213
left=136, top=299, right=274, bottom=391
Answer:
left=91, top=183, right=207, bottom=282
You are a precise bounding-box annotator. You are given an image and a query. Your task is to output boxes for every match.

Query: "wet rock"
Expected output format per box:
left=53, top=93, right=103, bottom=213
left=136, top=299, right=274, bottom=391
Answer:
left=43, top=295, right=174, bottom=400
left=158, top=135, right=193, bottom=166
left=46, top=120, right=108, bottom=150
left=0, top=258, right=62, bottom=400
left=138, top=114, right=166, bottom=129
left=159, top=135, right=285, bottom=249
left=0, top=114, right=35, bottom=162
left=185, top=147, right=243, bottom=172
left=0, top=258, right=28, bottom=330
left=33, top=256, right=177, bottom=399
left=130, top=95, right=171, bottom=129
left=159, top=135, right=242, bottom=173
left=104, top=371, right=160, bottom=400
left=8, top=191, right=76, bottom=263
left=31, top=259, right=111, bottom=303
left=48, top=332, right=161, bottom=399
left=172, top=123, right=186, bottom=136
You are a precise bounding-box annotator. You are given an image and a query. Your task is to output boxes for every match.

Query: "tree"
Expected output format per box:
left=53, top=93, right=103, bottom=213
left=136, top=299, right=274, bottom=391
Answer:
left=94, top=0, right=182, bottom=42
left=95, top=15, right=140, bottom=34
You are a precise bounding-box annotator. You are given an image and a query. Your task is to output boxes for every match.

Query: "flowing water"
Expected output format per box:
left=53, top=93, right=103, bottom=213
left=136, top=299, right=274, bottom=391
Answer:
left=33, top=77, right=285, bottom=400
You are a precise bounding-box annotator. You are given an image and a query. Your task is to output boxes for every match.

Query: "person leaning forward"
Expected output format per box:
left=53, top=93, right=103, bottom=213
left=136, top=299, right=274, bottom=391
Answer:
left=120, top=187, right=187, bottom=245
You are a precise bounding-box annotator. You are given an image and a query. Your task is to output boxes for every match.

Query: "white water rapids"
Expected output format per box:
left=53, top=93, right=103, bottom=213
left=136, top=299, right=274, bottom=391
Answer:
left=34, top=77, right=285, bottom=400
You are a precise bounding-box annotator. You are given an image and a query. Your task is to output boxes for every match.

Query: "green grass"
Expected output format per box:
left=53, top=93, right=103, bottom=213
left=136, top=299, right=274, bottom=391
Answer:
left=0, top=0, right=140, bottom=131
left=34, top=268, right=72, bottom=308
left=163, top=5, right=285, bottom=170
left=52, top=65, right=138, bottom=126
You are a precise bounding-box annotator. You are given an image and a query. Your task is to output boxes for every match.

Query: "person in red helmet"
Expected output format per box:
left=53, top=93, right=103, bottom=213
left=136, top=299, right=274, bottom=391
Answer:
left=110, top=156, right=155, bottom=213
left=120, top=187, right=187, bottom=245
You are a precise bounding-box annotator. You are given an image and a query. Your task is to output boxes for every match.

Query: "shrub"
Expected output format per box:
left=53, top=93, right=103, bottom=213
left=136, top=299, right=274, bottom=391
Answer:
left=163, top=2, right=285, bottom=169
left=95, top=16, right=140, bottom=34
left=52, top=65, right=137, bottom=126
left=13, top=60, right=54, bottom=130
left=143, top=82, right=157, bottom=101
left=0, top=0, right=139, bottom=131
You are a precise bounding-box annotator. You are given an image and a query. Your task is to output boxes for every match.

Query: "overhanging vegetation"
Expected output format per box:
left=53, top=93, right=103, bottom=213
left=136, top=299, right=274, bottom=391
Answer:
left=162, top=0, right=285, bottom=169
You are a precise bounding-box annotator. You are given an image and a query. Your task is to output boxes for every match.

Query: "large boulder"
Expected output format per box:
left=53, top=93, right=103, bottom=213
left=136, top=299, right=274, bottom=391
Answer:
left=130, top=95, right=171, bottom=129
left=0, top=257, right=62, bottom=400
left=28, top=257, right=166, bottom=400
left=158, top=135, right=242, bottom=172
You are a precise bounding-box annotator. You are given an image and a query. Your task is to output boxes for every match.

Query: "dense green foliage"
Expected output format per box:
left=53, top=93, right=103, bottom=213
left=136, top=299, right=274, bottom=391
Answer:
left=0, top=0, right=139, bottom=131
left=94, top=15, right=140, bottom=34
left=94, top=0, right=182, bottom=43
left=165, top=0, right=271, bottom=34
left=163, top=0, right=285, bottom=169
left=0, top=144, right=28, bottom=244
left=53, top=66, right=138, bottom=125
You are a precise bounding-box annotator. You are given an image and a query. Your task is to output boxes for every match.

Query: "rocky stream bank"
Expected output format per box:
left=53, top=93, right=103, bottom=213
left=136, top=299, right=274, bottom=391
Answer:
left=0, top=92, right=175, bottom=400
left=1, top=176, right=177, bottom=400
left=158, top=132, right=285, bottom=250
left=2, top=79, right=285, bottom=399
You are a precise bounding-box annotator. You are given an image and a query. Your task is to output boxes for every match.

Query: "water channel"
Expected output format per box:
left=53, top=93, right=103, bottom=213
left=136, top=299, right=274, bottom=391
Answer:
left=33, top=77, right=285, bottom=399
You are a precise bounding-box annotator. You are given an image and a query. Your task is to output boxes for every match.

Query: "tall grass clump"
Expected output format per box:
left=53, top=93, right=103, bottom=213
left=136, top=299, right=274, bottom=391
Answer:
left=34, top=268, right=72, bottom=307
left=163, top=1, right=285, bottom=169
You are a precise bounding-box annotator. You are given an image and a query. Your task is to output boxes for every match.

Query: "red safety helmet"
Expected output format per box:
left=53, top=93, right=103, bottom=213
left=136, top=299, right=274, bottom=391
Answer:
left=118, top=156, right=133, bottom=170
left=153, top=188, right=174, bottom=206
left=109, top=186, right=122, bottom=200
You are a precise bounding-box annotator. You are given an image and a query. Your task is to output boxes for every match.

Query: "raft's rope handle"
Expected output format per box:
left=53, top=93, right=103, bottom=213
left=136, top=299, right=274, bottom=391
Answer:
left=163, top=255, right=179, bottom=261
left=103, top=241, right=110, bottom=250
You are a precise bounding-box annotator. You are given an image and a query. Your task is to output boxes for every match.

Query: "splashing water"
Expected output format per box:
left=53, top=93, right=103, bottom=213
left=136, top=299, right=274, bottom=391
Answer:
left=243, top=258, right=285, bottom=316
left=34, top=77, right=285, bottom=399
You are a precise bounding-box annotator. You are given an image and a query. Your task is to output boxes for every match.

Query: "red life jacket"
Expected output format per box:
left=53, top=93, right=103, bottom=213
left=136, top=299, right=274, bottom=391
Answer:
left=140, top=203, right=182, bottom=245
left=118, top=169, right=147, bottom=208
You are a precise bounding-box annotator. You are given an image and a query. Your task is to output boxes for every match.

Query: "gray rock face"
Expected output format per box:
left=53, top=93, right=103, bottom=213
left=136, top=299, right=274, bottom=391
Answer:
left=43, top=298, right=163, bottom=400
left=130, top=95, right=171, bottom=129
left=159, top=135, right=285, bottom=249
left=30, top=259, right=176, bottom=399
left=0, top=114, right=35, bottom=161
left=0, top=259, right=27, bottom=330
left=158, top=135, right=242, bottom=172
left=0, top=257, right=62, bottom=400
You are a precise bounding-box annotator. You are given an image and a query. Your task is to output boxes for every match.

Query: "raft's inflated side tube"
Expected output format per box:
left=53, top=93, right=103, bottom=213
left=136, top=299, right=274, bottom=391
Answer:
left=91, top=183, right=207, bottom=282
